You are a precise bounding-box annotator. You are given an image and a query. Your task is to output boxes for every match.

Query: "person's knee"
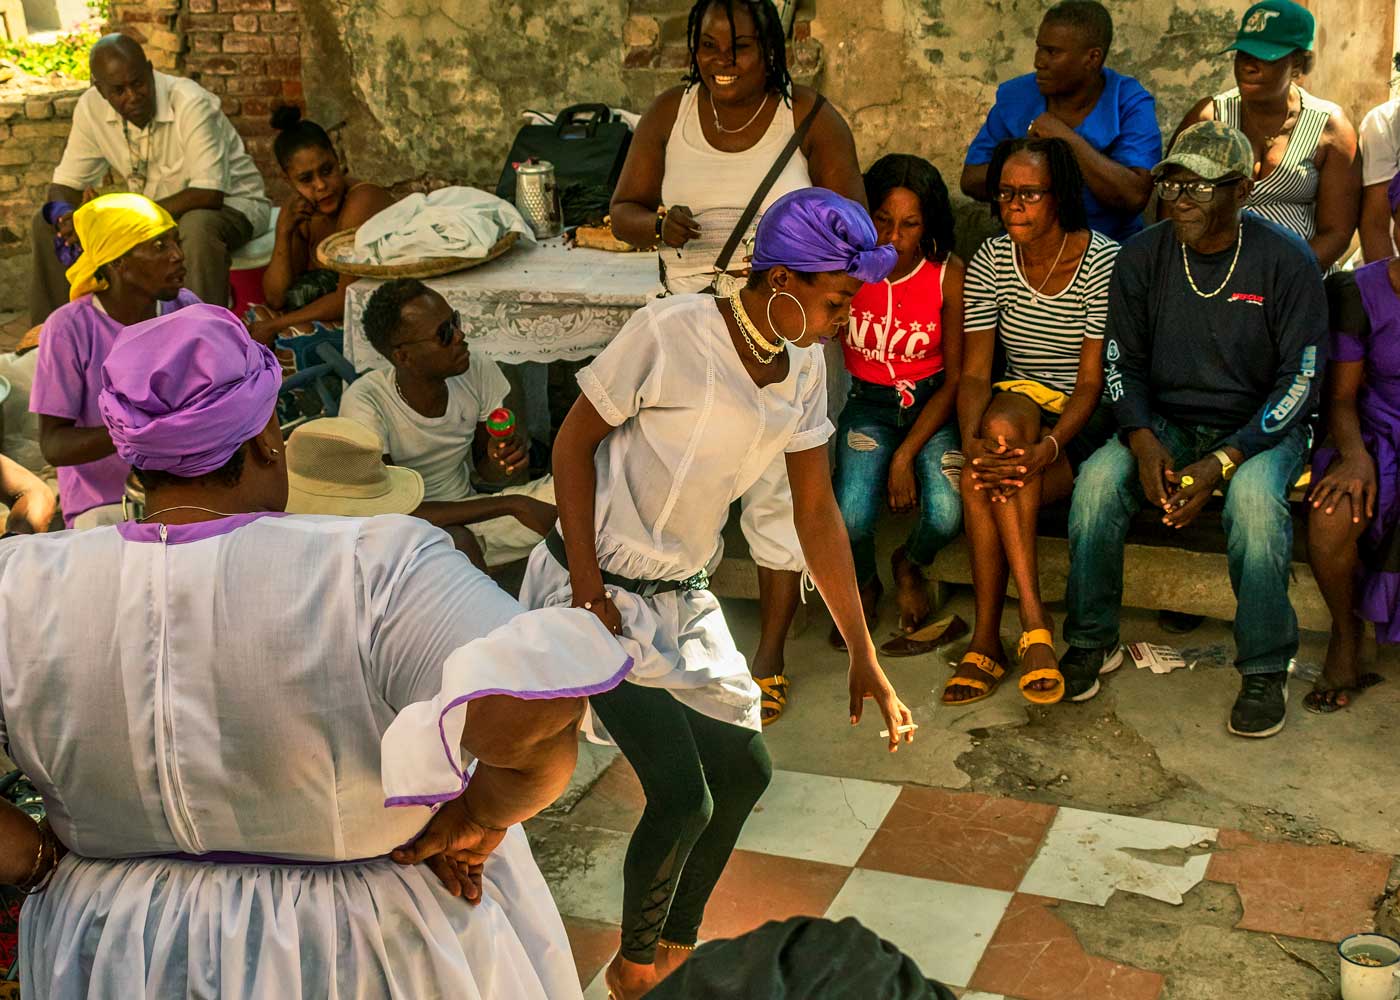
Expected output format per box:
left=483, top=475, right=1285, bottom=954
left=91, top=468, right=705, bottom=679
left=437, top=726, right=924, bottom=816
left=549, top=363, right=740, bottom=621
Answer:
left=646, top=771, right=715, bottom=835
left=1223, top=461, right=1291, bottom=542
left=718, top=742, right=772, bottom=812
left=178, top=209, right=225, bottom=249
left=1068, top=445, right=1137, bottom=537
left=31, top=206, right=55, bottom=240
left=980, top=411, right=1033, bottom=446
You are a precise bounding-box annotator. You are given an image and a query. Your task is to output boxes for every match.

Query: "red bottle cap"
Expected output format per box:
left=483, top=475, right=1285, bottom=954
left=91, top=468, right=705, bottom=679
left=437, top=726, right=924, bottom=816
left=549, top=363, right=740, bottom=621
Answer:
left=485, top=407, right=516, bottom=438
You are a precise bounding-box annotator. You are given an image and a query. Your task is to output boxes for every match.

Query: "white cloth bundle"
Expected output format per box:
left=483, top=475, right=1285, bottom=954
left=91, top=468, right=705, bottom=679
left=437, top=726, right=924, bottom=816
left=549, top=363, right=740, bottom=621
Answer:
left=352, top=186, right=536, bottom=264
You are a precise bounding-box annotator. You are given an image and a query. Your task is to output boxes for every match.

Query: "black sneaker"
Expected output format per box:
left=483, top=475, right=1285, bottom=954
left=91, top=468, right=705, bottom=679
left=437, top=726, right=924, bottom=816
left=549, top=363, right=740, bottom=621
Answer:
left=1061, top=645, right=1124, bottom=702
left=1229, top=672, right=1288, bottom=738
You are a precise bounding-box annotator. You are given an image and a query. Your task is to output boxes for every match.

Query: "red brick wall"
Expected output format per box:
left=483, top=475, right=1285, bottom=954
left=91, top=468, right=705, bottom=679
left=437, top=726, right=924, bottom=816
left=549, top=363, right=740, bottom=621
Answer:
left=109, top=0, right=303, bottom=200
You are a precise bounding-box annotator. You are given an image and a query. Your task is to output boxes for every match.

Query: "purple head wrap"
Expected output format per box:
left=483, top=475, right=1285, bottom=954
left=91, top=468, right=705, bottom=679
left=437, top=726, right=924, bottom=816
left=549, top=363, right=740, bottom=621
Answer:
left=98, top=303, right=281, bottom=477
left=1388, top=172, right=1400, bottom=214
left=749, top=188, right=898, bottom=284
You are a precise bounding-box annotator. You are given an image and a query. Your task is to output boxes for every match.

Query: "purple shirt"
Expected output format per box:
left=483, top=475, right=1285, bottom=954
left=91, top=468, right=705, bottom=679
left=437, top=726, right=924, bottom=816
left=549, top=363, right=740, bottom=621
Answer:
left=30, top=290, right=201, bottom=526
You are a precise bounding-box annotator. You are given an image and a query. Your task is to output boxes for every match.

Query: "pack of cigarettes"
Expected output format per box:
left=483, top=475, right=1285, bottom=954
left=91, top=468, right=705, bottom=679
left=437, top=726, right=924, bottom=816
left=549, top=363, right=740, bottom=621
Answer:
left=1126, top=642, right=1192, bottom=675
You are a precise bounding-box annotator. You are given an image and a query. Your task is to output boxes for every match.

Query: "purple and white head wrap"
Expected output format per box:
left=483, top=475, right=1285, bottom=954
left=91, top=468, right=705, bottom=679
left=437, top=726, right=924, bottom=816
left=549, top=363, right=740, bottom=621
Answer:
left=99, top=303, right=281, bottom=477
left=749, top=188, right=897, bottom=284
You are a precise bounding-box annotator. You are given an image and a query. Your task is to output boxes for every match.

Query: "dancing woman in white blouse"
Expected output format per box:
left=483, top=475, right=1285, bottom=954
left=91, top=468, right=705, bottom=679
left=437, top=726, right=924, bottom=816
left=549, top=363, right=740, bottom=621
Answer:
left=0, top=303, right=629, bottom=999
left=525, top=189, right=916, bottom=1000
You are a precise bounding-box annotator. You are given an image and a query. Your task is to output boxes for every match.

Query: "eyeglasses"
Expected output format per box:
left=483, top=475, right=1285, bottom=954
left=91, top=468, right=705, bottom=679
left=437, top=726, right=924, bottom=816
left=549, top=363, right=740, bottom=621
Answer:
left=995, top=187, right=1050, bottom=204
left=1156, top=178, right=1243, bottom=203
left=396, top=310, right=462, bottom=350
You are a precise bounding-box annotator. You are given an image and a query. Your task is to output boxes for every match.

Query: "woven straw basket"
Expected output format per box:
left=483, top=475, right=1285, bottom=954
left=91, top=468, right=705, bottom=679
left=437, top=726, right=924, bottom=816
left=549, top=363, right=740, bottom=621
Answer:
left=315, top=229, right=520, bottom=279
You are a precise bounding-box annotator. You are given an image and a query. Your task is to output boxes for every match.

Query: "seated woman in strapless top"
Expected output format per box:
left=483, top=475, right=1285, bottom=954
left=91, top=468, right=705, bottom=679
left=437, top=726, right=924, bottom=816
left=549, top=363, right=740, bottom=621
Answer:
left=246, top=107, right=394, bottom=346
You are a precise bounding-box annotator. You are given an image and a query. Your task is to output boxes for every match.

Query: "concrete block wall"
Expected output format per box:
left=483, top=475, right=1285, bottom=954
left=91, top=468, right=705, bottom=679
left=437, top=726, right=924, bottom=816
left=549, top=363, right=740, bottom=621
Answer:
left=0, top=0, right=304, bottom=313
left=0, top=83, right=87, bottom=317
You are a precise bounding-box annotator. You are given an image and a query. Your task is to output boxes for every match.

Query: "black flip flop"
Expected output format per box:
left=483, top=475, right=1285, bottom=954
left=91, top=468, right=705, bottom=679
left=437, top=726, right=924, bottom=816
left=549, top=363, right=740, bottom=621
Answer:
left=1303, top=672, right=1384, bottom=714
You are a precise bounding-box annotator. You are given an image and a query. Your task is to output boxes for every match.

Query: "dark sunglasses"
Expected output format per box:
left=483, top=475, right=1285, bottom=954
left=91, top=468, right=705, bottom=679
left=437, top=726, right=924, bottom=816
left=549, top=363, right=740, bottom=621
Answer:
left=396, top=310, right=462, bottom=349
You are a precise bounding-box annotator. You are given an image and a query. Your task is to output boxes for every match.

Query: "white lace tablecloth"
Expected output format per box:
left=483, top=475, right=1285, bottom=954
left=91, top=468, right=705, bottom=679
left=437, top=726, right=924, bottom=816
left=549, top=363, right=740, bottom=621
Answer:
left=342, top=239, right=663, bottom=371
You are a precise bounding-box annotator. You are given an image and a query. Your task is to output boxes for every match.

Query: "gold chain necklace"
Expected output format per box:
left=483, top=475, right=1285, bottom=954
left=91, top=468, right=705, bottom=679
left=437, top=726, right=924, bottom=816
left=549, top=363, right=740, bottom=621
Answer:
left=710, top=90, right=771, bottom=135
left=1015, top=233, right=1070, bottom=303
left=727, top=291, right=781, bottom=364
left=1181, top=224, right=1243, bottom=298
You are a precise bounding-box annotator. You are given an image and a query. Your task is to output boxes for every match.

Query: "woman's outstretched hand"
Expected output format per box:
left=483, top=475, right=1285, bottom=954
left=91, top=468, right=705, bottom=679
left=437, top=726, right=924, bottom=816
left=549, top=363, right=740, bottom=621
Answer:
left=392, top=796, right=509, bottom=904
left=848, top=652, right=915, bottom=753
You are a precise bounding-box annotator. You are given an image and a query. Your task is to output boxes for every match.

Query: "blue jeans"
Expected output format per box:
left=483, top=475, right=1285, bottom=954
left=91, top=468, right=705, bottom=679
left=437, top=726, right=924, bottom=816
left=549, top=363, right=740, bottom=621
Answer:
left=834, top=377, right=963, bottom=585
left=1064, top=415, right=1307, bottom=675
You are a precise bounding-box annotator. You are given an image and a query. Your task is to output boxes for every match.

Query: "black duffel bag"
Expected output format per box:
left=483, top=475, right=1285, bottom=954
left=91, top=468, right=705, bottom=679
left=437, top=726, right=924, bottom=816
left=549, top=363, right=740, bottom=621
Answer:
left=494, top=104, right=633, bottom=222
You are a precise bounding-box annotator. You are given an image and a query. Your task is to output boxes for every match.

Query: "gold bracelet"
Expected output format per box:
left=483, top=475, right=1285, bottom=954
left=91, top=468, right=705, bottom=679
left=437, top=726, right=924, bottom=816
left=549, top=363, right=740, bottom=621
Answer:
left=18, top=825, right=56, bottom=895
left=657, top=940, right=698, bottom=952
left=14, top=825, right=45, bottom=890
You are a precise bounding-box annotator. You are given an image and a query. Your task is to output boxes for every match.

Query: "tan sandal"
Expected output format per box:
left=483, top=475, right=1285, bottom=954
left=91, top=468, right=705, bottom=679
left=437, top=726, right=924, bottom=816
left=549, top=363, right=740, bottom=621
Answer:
left=941, top=652, right=1007, bottom=705
left=756, top=674, right=790, bottom=726
left=1017, top=628, right=1065, bottom=705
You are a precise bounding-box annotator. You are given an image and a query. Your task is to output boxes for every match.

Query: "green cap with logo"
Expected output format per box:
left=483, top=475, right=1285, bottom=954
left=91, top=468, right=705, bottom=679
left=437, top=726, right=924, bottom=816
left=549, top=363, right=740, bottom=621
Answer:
left=1152, top=121, right=1255, bottom=181
left=1224, top=0, right=1315, bottom=61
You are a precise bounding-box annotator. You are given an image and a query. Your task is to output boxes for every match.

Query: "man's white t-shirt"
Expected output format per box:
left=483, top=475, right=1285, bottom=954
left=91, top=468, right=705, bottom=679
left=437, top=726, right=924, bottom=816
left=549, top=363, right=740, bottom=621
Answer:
left=1360, top=99, right=1400, bottom=187
left=339, top=361, right=510, bottom=502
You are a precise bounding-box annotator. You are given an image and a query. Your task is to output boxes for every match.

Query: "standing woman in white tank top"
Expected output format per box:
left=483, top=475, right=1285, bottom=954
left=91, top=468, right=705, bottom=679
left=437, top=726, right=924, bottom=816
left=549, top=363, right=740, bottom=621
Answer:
left=610, top=0, right=866, bottom=725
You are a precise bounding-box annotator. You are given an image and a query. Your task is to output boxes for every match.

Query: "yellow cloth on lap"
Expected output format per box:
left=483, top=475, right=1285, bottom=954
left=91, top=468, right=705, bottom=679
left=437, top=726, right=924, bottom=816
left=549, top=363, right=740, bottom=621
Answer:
left=994, top=378, right=1068, bottom=415
left=66, top=193, right=178, bottom=301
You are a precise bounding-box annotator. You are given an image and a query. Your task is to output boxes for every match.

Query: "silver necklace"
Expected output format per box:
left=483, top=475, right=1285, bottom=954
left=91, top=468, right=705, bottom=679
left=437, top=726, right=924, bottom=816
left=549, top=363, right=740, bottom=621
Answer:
left=710, top=90, right=770, bottom=135
left=140, top=504, right=235, bottom=522
left=1182, top=225, right=1243, bottom=299
left=1015, top=233, right=1070, bottom=303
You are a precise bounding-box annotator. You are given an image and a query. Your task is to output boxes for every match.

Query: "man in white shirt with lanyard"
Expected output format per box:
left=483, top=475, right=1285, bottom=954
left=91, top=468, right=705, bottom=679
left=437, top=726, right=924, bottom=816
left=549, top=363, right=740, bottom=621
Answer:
left=29, top=34, right=270, bottom=324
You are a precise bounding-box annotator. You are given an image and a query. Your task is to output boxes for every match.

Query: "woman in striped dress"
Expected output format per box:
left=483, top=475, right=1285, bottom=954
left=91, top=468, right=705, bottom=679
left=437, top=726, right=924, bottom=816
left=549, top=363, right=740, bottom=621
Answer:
left=946, top=137, right=1118, bottom=707
left=1171, top=0, right=1359, bottom=271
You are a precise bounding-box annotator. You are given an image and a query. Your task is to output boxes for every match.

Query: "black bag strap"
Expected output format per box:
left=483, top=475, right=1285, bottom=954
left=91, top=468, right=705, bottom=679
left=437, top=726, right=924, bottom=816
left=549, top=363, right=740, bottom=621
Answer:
left=714, top=93, right=827, bottom=274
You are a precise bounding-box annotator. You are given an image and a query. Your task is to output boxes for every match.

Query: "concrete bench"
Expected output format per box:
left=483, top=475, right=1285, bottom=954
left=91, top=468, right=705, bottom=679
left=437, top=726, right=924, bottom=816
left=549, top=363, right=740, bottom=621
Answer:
left=709, top=498, right=1329, bottom=633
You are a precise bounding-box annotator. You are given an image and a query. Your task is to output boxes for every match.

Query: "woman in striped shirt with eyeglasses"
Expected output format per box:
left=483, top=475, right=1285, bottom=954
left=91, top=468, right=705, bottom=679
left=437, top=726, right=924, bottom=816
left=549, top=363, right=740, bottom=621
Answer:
left=949, top=136, right=1119, bottom=709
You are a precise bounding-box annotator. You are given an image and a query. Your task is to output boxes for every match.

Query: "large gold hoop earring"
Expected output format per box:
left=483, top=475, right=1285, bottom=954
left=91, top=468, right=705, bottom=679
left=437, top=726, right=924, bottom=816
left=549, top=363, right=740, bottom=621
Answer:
left=765, top=291, right=807, bottom=342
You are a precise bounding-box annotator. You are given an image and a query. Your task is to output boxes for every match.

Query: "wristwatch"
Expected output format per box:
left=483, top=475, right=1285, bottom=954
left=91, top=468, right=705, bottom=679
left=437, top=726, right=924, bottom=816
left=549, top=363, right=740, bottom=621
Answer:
left=1212, top=449, right=1237, bottom=481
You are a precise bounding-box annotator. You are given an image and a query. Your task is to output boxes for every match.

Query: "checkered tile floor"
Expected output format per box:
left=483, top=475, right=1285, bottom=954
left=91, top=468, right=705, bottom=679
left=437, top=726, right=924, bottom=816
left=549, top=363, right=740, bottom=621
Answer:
left=531, top=761, right=1393, bottom=1000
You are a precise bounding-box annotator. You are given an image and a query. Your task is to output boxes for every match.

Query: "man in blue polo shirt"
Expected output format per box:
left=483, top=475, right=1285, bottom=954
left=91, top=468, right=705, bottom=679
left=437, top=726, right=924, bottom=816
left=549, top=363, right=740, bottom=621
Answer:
left=960, top=0, right=1162, bottom=240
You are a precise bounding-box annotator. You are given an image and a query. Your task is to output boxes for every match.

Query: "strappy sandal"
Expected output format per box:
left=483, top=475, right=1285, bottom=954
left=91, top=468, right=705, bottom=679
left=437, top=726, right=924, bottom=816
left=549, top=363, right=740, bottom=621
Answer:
left=1304, top=672, right=1384, bottom=714
left=756, top=674, right=790, bottom=725
left=941, top=651, right=1007, bottom=706
left=880, top=613, right=970, bottom=657
left=1017, top=628, right=1065, bottom=705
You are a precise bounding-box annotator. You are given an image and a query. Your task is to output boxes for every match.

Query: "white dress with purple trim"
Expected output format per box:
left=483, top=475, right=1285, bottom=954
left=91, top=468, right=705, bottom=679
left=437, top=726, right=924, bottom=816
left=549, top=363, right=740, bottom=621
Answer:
left=519, top=295, right=834, bottom=734
left=0, top=512, right=629, bottom=1000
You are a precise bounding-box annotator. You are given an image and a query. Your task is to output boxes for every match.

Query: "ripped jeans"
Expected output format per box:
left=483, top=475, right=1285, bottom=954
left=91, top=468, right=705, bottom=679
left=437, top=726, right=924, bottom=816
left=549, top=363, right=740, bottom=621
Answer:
left=834, top=375, right=964, bottom=586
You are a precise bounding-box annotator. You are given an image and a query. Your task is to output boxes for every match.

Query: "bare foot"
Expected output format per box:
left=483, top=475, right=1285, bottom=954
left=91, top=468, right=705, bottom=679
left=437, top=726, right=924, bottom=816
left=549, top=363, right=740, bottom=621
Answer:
left=1020, top=640, right=1059, bottom=693
left=943, top=638, right=1005, bottom=704
left=891, top=546, right=931, bottom=633
left=604, top=954, right=663, bottom=1000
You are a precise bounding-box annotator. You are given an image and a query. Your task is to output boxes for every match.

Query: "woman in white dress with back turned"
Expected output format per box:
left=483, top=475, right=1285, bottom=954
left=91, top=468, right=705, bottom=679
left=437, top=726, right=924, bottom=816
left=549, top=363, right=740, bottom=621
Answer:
left=0, top=303, right=629, bottom=999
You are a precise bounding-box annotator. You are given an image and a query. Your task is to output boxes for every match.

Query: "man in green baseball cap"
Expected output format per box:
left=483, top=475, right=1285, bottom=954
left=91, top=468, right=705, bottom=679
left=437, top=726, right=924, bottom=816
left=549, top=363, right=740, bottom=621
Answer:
left=1060, top=119, right=1328, bottom=740
left=1223, top=0, right=1314, bottom=61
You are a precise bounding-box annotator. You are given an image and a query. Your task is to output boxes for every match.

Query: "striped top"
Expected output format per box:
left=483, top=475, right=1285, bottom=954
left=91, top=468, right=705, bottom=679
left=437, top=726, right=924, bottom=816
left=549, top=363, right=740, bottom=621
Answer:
left=964, top=231, right=1120, bottom=395
left=1213, top=86, right=1336, bottom=246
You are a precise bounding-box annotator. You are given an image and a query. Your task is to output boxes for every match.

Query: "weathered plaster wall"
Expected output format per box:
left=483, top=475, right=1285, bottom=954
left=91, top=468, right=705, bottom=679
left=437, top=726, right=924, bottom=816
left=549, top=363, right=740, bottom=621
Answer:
left=300, top=0, right=631, bottom=194
left=301, top=0, right=1395, bottom=254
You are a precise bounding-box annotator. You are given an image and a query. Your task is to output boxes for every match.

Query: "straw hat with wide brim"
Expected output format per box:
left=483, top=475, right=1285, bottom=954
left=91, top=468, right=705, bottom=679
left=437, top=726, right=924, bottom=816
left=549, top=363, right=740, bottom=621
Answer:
left=285, top=417, right=424, bottom=516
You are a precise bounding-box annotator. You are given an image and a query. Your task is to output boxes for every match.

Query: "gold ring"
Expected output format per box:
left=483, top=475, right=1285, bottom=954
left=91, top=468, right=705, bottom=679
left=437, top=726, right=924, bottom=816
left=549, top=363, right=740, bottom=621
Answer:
left=1180, top=475, right=1195, bottom=488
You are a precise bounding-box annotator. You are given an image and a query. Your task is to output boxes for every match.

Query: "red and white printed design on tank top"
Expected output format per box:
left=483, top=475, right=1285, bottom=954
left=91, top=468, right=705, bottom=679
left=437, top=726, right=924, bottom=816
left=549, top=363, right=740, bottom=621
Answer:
left=842, top=258, right=947, bottom=406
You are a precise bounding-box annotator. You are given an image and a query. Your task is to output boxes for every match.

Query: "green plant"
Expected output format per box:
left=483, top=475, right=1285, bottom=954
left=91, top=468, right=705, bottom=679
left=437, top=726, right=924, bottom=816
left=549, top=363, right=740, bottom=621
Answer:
left=1, top=0, right=108, bottom=82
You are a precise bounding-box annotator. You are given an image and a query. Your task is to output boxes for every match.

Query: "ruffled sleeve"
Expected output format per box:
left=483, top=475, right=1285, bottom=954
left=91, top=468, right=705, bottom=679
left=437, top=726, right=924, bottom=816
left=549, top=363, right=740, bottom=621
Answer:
left=381, top=606, right=632, bottom=807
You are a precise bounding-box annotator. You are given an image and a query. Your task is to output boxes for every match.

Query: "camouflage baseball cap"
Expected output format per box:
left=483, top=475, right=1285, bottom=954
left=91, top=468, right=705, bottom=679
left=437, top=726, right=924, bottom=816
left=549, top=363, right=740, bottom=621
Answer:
left=1152, top=122, right=1254, bottom=182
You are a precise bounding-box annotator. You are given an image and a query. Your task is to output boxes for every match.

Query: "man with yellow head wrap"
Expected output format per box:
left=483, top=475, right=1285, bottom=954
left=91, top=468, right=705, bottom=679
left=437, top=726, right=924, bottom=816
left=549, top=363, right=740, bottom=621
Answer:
left=29, top=192, right=201, bottom=529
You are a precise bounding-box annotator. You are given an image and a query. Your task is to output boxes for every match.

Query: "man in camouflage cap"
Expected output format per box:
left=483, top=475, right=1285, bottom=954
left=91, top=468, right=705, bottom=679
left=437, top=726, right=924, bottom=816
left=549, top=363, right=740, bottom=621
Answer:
left=1059, top=121, right=1328, bottom=738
